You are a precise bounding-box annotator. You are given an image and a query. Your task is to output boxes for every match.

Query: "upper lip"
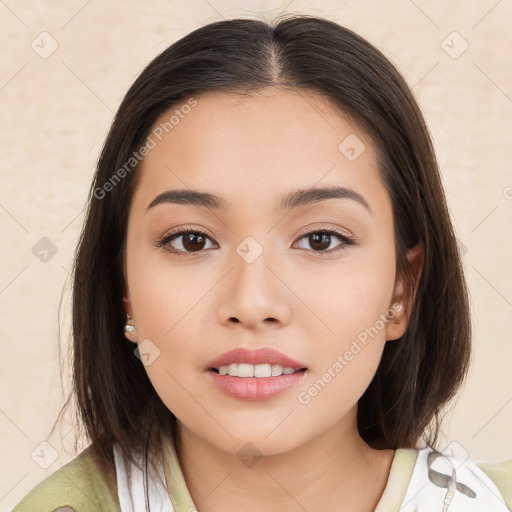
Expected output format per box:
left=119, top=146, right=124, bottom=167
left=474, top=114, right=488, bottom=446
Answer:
left=204, top=347, right=308, bottom=371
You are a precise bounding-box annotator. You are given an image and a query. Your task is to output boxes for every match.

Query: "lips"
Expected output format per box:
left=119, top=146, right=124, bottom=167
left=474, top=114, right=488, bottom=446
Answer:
left=204, top=347, right=308, bottom=372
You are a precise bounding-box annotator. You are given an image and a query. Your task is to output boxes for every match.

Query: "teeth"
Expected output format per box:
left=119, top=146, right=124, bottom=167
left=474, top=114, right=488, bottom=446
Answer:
left=217, top=363, right=299, bottom=377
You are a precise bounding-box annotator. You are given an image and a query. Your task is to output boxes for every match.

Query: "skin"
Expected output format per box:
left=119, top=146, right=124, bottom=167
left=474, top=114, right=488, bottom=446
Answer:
left=123, top=86, right=423, bottom=511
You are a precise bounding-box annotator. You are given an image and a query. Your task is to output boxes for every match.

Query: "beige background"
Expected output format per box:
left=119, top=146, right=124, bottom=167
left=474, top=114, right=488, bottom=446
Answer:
left=1, top=0, right=511, bottom=509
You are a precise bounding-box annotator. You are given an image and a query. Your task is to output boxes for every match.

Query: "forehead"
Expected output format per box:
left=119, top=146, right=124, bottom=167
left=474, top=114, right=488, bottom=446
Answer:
left=131, top=87, right=389, bottom=216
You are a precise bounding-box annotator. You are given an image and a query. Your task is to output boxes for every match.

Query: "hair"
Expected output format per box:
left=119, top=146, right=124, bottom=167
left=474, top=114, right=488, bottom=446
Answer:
left=56, top=12, right=471, bottom=495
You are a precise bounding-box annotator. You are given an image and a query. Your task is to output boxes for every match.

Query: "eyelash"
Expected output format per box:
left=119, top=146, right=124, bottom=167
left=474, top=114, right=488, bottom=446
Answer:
left=154, top=225, right=357, bottom=257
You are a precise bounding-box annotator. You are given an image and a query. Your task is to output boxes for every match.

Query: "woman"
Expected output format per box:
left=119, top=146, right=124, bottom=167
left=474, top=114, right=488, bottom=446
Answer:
left=13, top=14, right=511, bottom=512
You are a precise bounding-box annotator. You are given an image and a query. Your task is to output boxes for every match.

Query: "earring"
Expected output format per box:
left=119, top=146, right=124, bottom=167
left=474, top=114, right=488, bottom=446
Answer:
left=124, top=316, right=135, bottom=333
left=124, top=314, right=137, bottom=343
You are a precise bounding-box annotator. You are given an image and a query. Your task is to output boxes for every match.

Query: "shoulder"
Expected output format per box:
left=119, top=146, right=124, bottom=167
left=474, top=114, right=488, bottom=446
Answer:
left=12, top=444, right=121, bottom=512
left=476, top=458, right=512, bottom=510
left=398, top=447, right=512, bottom=511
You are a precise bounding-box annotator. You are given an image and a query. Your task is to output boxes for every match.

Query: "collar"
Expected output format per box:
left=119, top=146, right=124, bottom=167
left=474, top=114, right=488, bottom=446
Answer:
left=160, top=433, right=418, bottom=512
left=161, top=431, right=198, bottom=512
left=120, top=435, right=508, bottom=511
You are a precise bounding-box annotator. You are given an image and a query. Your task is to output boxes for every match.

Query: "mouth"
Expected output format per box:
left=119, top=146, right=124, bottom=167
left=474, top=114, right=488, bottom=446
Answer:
left=206, top=365, right=309, bottom=401
left=204, top=346, right=309, bottom=375
left=204, top=347, right=308, bottom=400
left=208, top=364, right=308, bottom=378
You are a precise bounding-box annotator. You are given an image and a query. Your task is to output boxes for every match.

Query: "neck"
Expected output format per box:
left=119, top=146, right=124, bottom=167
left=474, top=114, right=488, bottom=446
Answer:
left=174, top=407, right=394, bottom=512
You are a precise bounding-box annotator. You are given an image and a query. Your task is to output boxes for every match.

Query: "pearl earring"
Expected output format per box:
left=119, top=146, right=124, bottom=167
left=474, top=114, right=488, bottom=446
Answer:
left=124, top=314, right=135, bottom=333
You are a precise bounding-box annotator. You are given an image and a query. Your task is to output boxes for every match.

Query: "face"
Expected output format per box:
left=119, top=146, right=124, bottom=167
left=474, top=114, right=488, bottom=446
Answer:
left=123, top=87, right=414, bottom=456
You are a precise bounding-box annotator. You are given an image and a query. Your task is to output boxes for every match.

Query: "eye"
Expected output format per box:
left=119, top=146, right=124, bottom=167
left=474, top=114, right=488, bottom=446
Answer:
left=294, top=225, right=356, bottom=255
left=155, top=227, right=216, bottom=256
left=155, top=224, right=357, bottom=257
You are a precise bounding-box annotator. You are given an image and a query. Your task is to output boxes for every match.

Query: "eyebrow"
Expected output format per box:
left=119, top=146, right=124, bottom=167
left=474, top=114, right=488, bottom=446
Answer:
left=146, top=186, right=372, bottom=215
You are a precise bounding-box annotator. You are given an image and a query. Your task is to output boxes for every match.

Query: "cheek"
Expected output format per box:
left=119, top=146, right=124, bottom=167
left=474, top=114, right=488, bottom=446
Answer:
left=292, top=251, right=397, bottom=350
left=126, top=242, right=212, bottom=339
left=292, top=252, right=396, bottom=401
left=294, top=276, right=396, bottom=419
left=125, top=245, right=215, bottom=407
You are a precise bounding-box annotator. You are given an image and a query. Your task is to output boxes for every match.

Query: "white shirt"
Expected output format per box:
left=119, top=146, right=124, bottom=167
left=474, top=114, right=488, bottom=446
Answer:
left=113, top=442, right=174, bottom=511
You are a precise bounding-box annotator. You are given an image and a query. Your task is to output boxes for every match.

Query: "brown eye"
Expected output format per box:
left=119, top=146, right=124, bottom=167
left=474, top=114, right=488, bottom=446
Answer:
left=307, top=232, right=332, bottom=251
left=181, top=232, right=207, bottom=252
left=156, top=228, right=216, bottom=255
left=295, top=228, right=356, bottom=254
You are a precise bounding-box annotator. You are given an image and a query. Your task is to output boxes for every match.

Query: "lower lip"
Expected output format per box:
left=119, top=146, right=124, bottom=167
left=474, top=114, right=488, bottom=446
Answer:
left=206, top=369, right=308, bottom=401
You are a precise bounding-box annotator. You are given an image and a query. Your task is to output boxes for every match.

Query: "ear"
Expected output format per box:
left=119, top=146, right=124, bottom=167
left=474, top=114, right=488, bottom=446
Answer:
left=385, top=241, right=424, bottom=341
left=123, top=292, right=133, bottom=318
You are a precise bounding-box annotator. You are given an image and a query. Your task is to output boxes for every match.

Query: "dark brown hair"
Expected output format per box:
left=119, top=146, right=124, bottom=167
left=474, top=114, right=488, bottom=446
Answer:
left=57, top=12, right=471, bottom=488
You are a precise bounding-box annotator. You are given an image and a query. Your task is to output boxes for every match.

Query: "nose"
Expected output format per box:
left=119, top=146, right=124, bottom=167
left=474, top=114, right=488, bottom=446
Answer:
left=216, top=244, right=292, bottom=331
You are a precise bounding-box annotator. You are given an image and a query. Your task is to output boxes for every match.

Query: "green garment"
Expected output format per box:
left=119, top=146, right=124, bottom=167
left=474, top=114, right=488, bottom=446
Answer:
left=12, top=437, right=512, bottom=512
